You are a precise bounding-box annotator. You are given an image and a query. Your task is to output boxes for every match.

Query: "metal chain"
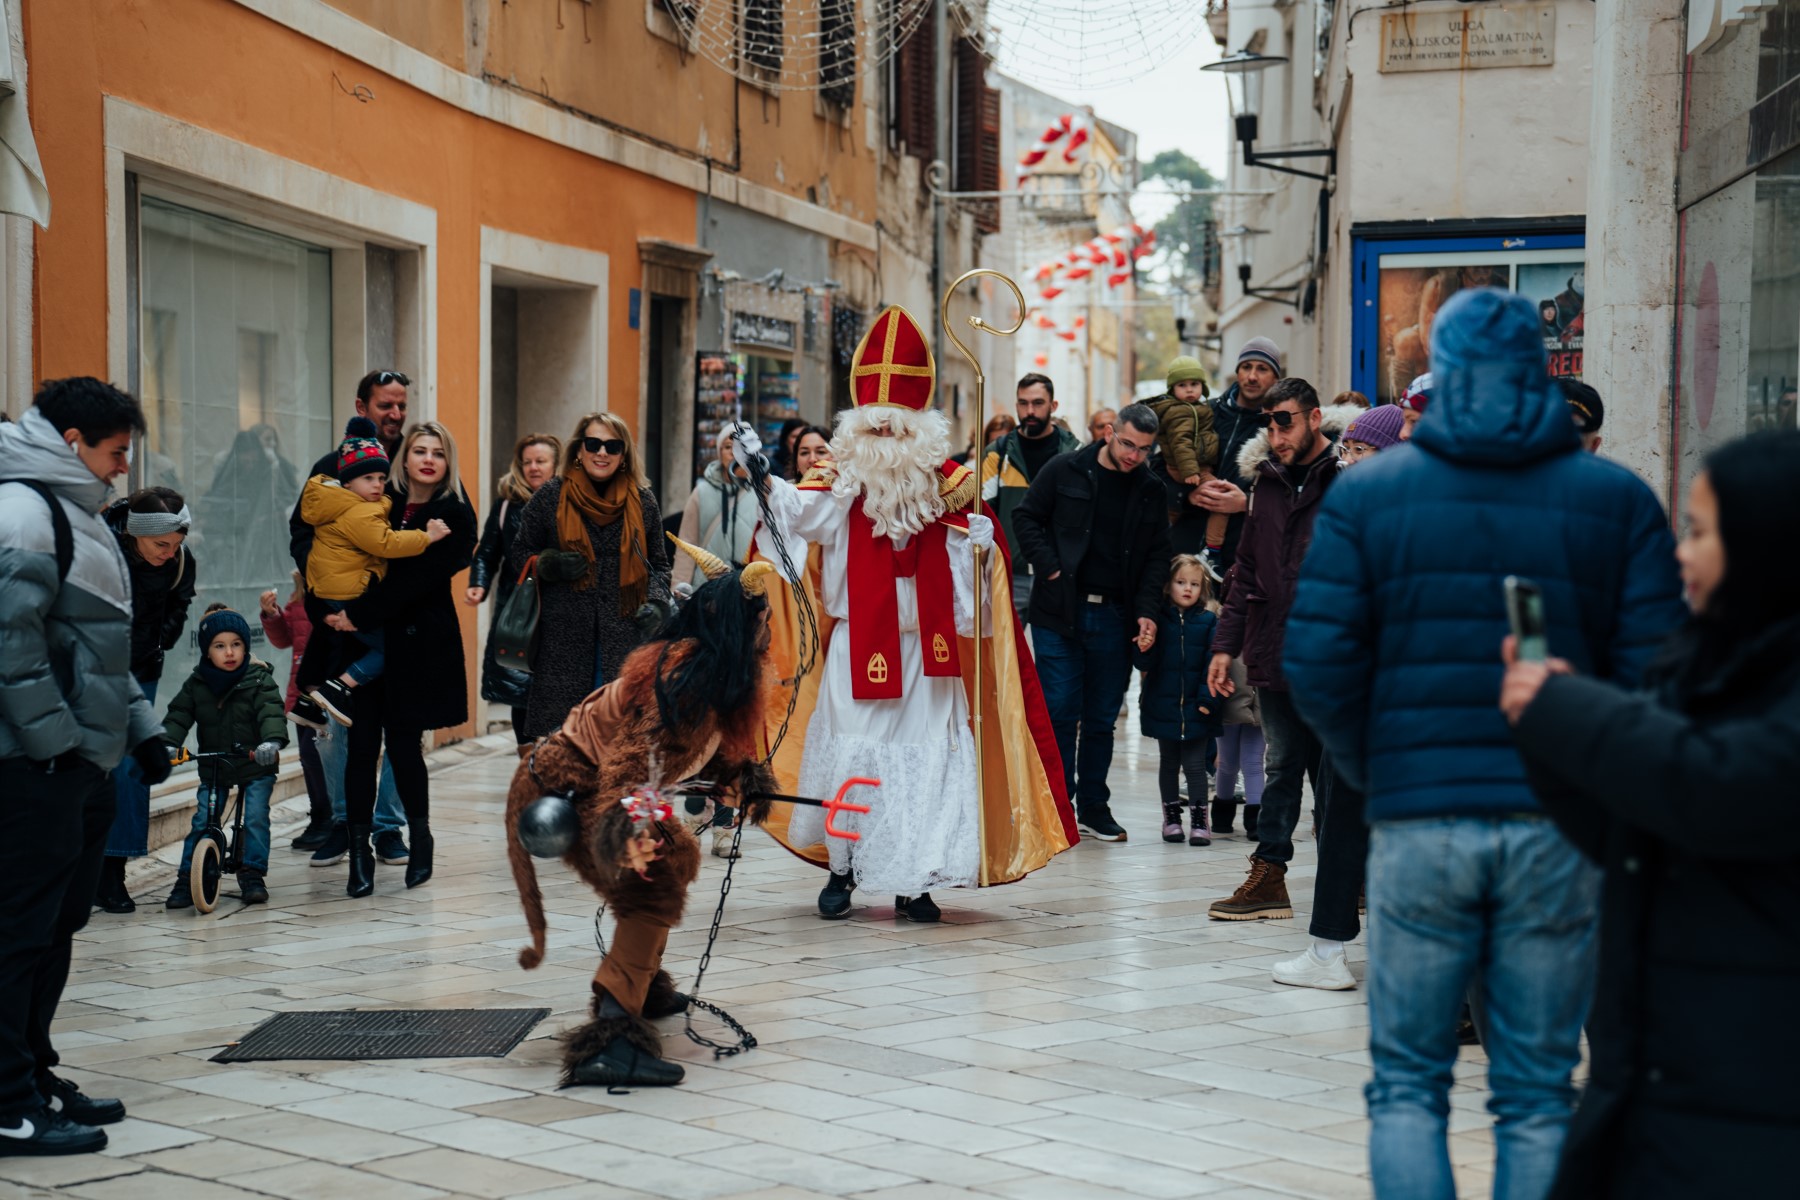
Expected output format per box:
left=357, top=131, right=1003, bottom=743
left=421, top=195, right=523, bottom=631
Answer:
left=682, top=814, right=756, bottom=1057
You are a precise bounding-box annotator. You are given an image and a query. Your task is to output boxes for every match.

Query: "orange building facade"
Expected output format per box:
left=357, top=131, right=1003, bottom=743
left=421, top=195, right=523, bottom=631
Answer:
left=11, top=0, right=970, bottom=739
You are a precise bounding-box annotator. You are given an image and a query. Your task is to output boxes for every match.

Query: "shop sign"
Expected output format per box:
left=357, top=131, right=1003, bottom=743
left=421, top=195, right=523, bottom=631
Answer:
left=731, top=313, right=797, bottom=351
left=1379, top=6, right=1556, bottom=74
left=1689, top=0, right=1776, bottom=56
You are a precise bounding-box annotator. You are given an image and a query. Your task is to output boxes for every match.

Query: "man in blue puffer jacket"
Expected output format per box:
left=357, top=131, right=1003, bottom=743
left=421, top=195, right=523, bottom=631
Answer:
left=1285, top=289, right=1685, bottom=1200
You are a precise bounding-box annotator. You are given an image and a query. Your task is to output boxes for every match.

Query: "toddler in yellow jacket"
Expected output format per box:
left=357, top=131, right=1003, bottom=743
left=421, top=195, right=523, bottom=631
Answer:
left=296, top=417, right=448, bottom=726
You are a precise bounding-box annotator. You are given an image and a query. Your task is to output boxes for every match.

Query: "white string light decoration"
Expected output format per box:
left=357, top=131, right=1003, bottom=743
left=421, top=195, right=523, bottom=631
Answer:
left=659, top=0, right=936, bottom=94
left=958, top=0, right=1214, bottom=89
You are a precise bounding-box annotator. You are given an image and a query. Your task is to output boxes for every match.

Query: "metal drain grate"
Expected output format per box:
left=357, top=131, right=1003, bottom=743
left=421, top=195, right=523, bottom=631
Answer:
left=211, top=1008, right=549, bottom=1063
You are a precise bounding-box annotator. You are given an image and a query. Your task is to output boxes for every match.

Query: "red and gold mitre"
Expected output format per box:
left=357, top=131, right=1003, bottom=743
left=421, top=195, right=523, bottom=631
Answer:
left=850, top=305, right=936, bottom=411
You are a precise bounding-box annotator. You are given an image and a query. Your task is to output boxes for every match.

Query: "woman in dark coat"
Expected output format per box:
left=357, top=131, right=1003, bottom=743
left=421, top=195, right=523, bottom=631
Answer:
left=1504, top=430, right=1800, bottom=1198
left=98, top=488, right=196, bottom=913
left=467, top=432, right=562, bottom=746
left=328, top=421, right=477, bottom=897
left=509, top=411, right=671, bottom=740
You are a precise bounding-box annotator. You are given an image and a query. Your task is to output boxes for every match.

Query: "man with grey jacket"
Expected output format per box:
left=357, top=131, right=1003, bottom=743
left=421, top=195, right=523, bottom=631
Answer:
left=0, top=378, right=171, bottom=1156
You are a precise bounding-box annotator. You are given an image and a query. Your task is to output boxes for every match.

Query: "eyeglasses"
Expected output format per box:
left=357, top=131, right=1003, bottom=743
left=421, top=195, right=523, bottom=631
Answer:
left=1253, top=409, right=1302, bottom=429
left=370, top=370, right=410, bottom=388
left=581, top=437, right=627, bottom=456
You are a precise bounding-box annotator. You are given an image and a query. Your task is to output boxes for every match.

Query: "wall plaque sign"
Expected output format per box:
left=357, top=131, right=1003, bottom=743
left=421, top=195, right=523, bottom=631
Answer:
left=1379, top=6, right=1556, bottom=74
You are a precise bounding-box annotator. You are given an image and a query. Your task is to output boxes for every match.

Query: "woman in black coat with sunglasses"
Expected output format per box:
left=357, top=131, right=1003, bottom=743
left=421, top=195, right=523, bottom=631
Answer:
left=1503, top=431, right=1800, bottom=1198
left=509, top=413, right=670, bottom=741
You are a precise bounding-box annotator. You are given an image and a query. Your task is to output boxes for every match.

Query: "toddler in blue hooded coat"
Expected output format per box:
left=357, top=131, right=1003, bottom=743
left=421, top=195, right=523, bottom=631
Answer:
left=1135, top=554, right=1225, bottom=845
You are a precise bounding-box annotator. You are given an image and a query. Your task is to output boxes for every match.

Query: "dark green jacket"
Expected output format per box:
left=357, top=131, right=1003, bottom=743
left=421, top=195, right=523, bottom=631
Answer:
left=162, top=659, right=288, bottom=785
left=979, top=426, right=1080, bottom=560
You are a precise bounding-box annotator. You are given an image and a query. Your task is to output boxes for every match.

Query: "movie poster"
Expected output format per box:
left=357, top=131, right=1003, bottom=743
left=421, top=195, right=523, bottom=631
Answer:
left=1374, top=256, right=1585, bottom=403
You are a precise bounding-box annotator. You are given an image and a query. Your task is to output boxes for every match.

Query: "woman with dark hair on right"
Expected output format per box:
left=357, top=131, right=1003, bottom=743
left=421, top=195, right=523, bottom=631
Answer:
left=787, top=425, right=832, bottom=481
left=1502, top=430, right=1800, bottom=1198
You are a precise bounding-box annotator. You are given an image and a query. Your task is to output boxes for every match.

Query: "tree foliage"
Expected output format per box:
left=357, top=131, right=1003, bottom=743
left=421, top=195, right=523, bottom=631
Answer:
left=1141, top=149, right=1218, bottom=290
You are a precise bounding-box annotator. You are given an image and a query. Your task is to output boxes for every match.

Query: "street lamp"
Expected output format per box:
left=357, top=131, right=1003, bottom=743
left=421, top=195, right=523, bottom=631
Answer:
left=1217, top=224, right=1301, bottom=308
left=1202, top=50, right=1335, bottom=184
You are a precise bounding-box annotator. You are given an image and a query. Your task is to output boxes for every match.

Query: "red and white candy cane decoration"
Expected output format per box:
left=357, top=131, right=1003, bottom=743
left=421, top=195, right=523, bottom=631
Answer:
left=1019, top=222, right=1157, bottom=344
left=1016, top=114, right=1090, bottom=189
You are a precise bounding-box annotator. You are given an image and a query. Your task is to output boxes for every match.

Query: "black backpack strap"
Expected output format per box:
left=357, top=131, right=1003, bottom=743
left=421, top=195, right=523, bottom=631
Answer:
left=18, top=480, right=74, bottom=585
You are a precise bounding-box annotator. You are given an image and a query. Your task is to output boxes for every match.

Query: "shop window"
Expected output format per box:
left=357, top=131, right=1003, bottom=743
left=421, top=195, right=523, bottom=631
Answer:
left=1675, top=146, right=1800, bottom=500
left=133, top=194, right=332, bottom=717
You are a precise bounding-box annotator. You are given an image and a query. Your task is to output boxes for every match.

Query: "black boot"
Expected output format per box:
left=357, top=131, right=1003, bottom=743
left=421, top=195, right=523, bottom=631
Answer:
left=818, top=870, right=854, bottom=920
left=562, top=992, right=684, bottom=1088
left=94, top=856, right=135, bottom=914
left=1213, top=797, right=1238, bottom=834
left=1243, top=804, right=1260, bottom=840
left=404, top=825, right=434, bottom=889
left=346, top=824, right=375, bottom=898
left=290, top=816, right=334, bottom=851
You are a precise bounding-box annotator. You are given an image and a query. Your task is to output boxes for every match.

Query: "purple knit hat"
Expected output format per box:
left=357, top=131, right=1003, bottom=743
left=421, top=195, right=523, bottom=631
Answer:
left=1344, top=404, right=1406, bottom=452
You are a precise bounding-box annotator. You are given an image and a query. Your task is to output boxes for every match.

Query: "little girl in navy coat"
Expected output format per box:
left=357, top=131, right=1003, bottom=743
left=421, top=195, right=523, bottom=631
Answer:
left=1135, top=554, right=1224, bottom=845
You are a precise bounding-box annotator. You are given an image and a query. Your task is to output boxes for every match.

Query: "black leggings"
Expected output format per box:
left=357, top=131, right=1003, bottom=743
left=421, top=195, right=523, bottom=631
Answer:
left=1156, top=738, right=1209, bottom=808
left=344, top=680, right=430, bottom=827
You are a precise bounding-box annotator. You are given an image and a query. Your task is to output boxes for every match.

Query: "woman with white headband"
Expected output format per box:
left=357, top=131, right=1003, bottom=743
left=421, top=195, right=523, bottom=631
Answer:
left=95, top=487, right=196, bottom=914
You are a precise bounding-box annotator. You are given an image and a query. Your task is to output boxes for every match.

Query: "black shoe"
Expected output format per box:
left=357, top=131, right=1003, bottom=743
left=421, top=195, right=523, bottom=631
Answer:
left=896, top=893, right=941, bottom=922
left=288, top=694, right=329, bottom=730
left=164, top=880, right=193, bottom=910
left=346, top=824, right=375, bottom=898
left=404, top=827, right=434, bottom=889
left=818, top=870, right=854, bottom=920
left=565, top=1035, right=685, bottom=1088
left=41, top=1076, right=124, bottom=1126
left=642, top=986, right=691, bottom=1020
left=0, top=1106, right=107, bottom=1156
left=1243, top=804, right=1260, bottom=839
left=291, top=817, right=334, bottom=851
left=94, top=855, right=135, bottom=914
left=375, top=830, right=410, bottom=864
left=310, top=679, right=356, bottom=727
left=310, top=823, right=349, bottom=868
left=1077, top=807, right=1128, bottom=842
left=237, top=871, right=269, bottom=906
left=1213, top=797, right=1238, bottom=834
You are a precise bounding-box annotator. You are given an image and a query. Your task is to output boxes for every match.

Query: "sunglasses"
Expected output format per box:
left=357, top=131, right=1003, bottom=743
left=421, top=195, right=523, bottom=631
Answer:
left=581, top=437, right=627, bottom=456
left=370, top=370, right=410, bottom=388
left=1253, top=409, right=1304, bottom=429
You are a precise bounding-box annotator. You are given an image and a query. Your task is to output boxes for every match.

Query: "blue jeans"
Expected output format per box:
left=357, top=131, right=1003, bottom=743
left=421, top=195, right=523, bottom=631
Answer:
left=315, top=723, right=404, bottom=833
left=1031, top=601, right=1134, bottom=814
left=322, top=599, right=384, bottom=685
left=1365, top=816, right=1600, bottom=1200
left=104, top=678, right=157, bottom=857
left=178, top=776, right=274, bottom=875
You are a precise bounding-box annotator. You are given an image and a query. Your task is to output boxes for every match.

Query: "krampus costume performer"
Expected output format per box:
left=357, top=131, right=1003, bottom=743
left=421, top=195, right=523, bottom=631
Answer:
left=506, top=542, right=778, bottom=1088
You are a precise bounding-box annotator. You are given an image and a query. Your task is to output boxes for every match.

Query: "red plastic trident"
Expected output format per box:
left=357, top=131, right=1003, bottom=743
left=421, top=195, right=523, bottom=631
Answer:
left=822, top=777, right=879, bottom=841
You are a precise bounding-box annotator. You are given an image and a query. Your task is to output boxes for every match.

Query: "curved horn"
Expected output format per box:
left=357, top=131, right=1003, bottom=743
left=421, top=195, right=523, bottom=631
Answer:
left=739, top=560, right=776, bottom=597
left=666, top=531, right=731, bottom=581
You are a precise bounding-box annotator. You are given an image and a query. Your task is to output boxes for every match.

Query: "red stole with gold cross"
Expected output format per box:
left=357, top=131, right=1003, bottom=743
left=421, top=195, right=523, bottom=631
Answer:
left=845, top=498, right=961, bottom=700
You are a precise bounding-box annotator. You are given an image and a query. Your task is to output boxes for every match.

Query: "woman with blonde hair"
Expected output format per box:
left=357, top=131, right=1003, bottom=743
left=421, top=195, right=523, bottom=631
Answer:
left=468, top=432, right=562, bottom=746
left=509, top=412, right=672, bottom=739
left=324, top=420, right=477, bottom=895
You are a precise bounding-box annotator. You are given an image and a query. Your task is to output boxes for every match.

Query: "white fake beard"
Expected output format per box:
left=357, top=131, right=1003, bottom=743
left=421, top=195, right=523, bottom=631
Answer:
left=829, top=406, right=951, bottom=539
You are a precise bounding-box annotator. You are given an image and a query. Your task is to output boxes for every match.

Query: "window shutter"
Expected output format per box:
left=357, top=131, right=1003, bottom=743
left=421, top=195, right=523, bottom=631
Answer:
left=821, top=0, right=856, bottom=109
left=976, top=83, right=1002, bottom=233
left=893, top=21, right=934, bottom=159
left=744, top=0, right=782, bottom=74
left=953, top=36, right=999, bottom=234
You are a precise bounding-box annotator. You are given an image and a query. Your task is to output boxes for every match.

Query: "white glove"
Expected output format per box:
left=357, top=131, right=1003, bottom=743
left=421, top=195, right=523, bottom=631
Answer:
left=253, top=740, right=281, bottom=767
left=966, top=514, right=995, bottom=551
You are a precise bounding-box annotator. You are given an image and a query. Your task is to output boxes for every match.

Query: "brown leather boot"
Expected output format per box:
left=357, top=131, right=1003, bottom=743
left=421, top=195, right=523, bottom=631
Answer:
left=1208, top=856, right=1293, bottom=921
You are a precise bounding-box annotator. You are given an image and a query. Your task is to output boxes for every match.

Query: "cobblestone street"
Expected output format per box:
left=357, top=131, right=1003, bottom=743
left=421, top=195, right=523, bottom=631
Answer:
left=9, top=728, right=1502, bottom=1200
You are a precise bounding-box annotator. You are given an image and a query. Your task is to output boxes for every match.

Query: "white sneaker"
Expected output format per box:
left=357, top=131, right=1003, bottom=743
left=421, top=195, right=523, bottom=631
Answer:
left=1272, top=948, right=1356, bottom=991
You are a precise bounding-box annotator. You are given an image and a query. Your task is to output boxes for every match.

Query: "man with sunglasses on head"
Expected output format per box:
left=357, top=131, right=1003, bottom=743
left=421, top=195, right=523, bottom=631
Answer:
left=1204, top=378, right=1337, bottom=920
left=284, top=369, right=414, bottom=867
left=1012, top=403, right=1172, bottom=843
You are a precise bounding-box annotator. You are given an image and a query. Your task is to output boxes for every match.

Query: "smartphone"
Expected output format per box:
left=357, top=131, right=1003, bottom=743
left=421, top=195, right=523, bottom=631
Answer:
left=1504, top=576, right=1548, bottom=663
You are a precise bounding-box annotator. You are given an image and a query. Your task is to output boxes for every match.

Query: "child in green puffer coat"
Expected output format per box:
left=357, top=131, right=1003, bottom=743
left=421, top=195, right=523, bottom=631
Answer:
left=162, top=604, right=288, bottom=908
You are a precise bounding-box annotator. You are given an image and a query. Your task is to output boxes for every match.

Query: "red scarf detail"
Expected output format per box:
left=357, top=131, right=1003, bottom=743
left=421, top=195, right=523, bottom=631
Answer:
left=846, top=498, right=961, bottom=700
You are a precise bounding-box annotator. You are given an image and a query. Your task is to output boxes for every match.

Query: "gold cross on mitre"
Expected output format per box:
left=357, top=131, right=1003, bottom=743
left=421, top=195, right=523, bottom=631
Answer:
left=850, top=306, right=936, bottom=411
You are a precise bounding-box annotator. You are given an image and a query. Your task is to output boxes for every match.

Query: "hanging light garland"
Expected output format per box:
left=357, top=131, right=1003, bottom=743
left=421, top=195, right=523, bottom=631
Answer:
left=661, top=0, right=936, bottom=94
left=957, top=0, right=1213, bottom=90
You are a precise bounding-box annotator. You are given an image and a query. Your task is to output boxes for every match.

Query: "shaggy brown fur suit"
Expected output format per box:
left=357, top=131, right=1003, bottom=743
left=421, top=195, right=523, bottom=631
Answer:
left=506, top=638, right=774, bottom=1080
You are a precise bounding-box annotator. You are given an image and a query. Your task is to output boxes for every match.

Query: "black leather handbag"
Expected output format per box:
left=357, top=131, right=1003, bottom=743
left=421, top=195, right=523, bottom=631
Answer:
left=491, top=555, right=541, bottom=673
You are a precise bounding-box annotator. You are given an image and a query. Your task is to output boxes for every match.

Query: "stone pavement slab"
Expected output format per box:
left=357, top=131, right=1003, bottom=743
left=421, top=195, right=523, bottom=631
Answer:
left=27, top=723, right=1506, bottom=1199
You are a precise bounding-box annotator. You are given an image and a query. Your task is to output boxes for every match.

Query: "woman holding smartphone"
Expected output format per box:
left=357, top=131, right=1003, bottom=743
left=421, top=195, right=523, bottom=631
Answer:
left=1503, top=431, right=1800, bottom=1197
